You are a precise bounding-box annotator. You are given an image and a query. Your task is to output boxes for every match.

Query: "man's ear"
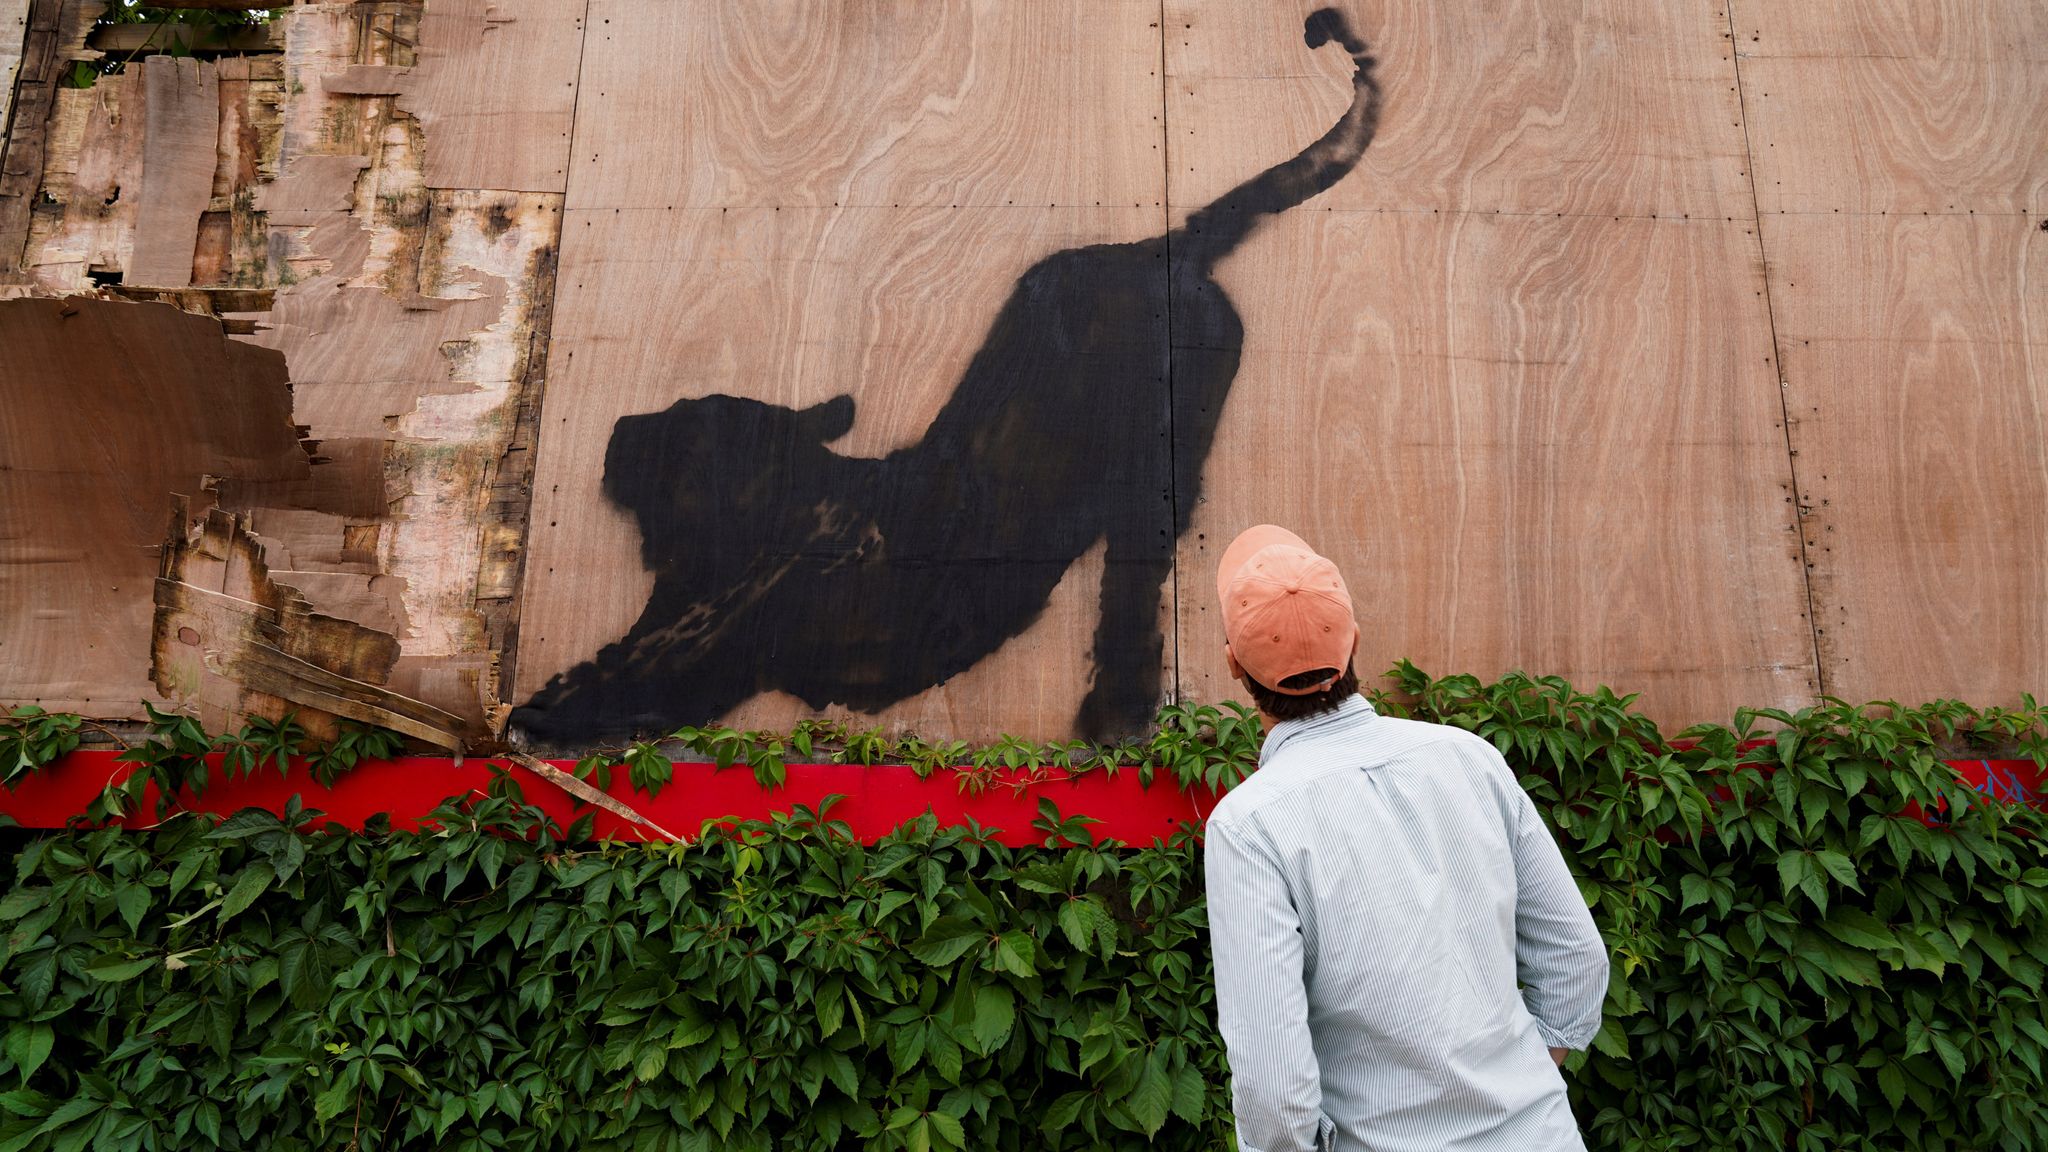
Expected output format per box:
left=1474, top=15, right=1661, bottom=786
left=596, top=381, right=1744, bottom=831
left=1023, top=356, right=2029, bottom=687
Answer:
left=796, top=394, right=855, bottom=443
left=1225, top=643, right=1245, bottom=683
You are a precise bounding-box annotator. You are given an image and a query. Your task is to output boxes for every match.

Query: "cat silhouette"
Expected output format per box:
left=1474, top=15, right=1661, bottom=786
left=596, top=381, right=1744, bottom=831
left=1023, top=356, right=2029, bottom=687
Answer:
left=515, top=9, right=1383, bottom=745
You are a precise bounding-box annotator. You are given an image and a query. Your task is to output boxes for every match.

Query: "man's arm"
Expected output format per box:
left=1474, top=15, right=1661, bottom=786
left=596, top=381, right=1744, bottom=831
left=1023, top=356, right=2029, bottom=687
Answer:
left=1205, top=817, right=1324, bottom=1152
left=1503, top=776, right=1610, bottom=1053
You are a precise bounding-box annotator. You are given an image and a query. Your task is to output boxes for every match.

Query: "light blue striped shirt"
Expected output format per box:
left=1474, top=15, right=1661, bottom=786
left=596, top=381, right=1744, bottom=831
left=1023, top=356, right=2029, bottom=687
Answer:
left=1204, top=695, right=1608, bottom=1152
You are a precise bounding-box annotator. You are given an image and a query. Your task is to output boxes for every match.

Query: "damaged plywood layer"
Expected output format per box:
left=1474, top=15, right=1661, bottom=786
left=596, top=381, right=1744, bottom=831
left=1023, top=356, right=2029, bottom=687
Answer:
left=325, top=0, right=584, bottom=193
left=127, top=57, right=221, bottom=287
left=4, top=1, right=573, bottom=742
left=0, top=296, right=309, bottom=716
left=1, top=1, right=28, bottom=130
left=22, top=54, right=280, bottom=293
left=153, top=503, right=465, bottom=748
left=0, top=0, right=77, bottom=270
left=212, top=1, right=567, bottom=735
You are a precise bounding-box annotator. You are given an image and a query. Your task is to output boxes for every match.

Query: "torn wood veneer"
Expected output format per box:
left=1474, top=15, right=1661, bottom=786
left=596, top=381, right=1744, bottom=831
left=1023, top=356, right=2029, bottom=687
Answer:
left=0, top=295, right=307, bottom=716
left=153, top=502, right=467, bottom=749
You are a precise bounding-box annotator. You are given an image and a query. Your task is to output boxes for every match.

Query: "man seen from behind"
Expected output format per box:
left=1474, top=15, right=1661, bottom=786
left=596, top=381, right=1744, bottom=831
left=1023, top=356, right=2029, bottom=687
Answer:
left=1205, top=524, right=1610, bottom=1152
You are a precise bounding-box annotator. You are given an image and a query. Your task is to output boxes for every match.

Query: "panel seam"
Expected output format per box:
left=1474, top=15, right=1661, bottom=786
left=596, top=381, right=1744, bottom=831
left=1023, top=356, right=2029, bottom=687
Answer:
left=1157, top=0, right=1181, bottom=709
left=1725, top=5, right=1827, bottom=698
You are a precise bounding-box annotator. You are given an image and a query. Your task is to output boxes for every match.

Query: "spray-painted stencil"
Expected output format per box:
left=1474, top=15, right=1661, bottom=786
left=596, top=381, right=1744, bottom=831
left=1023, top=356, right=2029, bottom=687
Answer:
left=515, top=11, right=1381, bottom=743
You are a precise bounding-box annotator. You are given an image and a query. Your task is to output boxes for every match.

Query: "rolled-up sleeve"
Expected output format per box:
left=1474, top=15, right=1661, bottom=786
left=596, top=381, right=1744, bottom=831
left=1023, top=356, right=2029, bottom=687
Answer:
left=1205, top=816, right=1324, bottom=1152
left=1506, top=783, right=1610, bottom=1050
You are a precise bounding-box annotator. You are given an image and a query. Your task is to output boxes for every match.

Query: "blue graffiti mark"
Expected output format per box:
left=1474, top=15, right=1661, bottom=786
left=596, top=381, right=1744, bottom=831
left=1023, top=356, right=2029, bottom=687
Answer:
left=1976, top=760, right=2036, bottom=806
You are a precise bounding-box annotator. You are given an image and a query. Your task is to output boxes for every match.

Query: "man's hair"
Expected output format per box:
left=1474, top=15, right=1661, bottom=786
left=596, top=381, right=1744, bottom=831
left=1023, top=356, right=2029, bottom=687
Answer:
left=1244, top=660, right=1359, bottom=722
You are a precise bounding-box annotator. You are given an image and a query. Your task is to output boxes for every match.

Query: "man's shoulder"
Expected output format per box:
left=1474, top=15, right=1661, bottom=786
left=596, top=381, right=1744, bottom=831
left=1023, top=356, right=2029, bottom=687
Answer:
left=1210, top=713, right=1500, bottom=828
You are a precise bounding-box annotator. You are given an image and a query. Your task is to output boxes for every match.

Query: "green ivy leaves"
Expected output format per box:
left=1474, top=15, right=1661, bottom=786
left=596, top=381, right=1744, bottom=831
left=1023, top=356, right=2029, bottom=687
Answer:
left=0, top=672, right=2044, bottom=1150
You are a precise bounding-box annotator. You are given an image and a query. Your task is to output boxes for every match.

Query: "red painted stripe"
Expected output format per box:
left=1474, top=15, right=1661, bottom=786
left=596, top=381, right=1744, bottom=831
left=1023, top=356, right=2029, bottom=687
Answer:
left=2, top=751, right=2035, bottom=844
left=0, top=751, right=1218, bottom=847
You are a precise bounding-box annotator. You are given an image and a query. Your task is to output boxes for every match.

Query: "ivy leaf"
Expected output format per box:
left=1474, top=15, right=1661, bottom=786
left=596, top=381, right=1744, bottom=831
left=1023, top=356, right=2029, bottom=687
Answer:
left=992, top=931, right=1036, bottom=978
left=7, top=1024, right=53, bottom=1080
left=1124, top=1046, right=1173, bottom=1137
left=1678, top=874, right=1710, bottom=912
left=1813, top=850, right=1861, bottom=893
left=221, top=862, right=275, bottom=922
left=505, top=860, right=540, bottom=906
left=969, top=984, right=1015, bottom=1054
left=1876, top=1060, right=1906, bottom=1111
left=1822, top=907, right=1898, bottom=952
left=1169, top=1062, right=1205, bottom=1123
left=113, top=882, right=152, bottom=935
left=926, top=1111, right=965, bottom=1148
left=909, top=918, right=983, bottom=967
left=0, top=1085, right=53, bottom=1117
left=313, top=1080, right=352, bottom=1122
left=1040, top=1090, right=1090, bottom=1134
left=85, top=952, right=157, bottom=982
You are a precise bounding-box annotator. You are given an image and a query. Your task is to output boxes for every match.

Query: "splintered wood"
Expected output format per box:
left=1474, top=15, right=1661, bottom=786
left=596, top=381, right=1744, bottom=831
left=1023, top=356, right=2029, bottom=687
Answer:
left=0, top=296, right=308, bottom=716
left=154, top=504, right=465, bottom=748
left=2, top=0, right=575, bottom=740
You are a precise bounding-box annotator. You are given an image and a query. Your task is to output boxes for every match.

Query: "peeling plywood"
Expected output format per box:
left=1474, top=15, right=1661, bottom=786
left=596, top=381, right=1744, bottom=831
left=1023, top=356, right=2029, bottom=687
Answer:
left=127, top=57, right=221, bottom=287
left=153, top=503, right=465, bottom=748
left=24, top=55, right=281, bottom=293
left=215, top=1, right=564, bottom=732
left=2, top=1, right=29, bottom=129
left=0, top=0, right=100, bottom=271
left=0, top=296, right=310, bottom=716
left=327, top=0, right=582, bottom=192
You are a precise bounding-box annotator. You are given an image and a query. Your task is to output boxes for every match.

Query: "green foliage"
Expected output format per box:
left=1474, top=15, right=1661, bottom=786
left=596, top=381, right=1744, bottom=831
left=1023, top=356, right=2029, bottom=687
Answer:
left=564, top=704, right=1261, bottom=797
left=1, top=668, right=2045, bottom=1150
left=1387, top=664, right=2048, bottom=1151
left=64, top=1, right=279, bottom=86
left=23, top=707, right=403, bottom=823
left=0, top=710, right=81, bottom=788
left=0, top=781, right=1223, bottom=1151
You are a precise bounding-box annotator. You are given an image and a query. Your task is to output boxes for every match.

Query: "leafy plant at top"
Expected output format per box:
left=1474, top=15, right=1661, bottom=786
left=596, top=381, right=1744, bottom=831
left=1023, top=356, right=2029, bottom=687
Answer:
left=0, top=708, right=81, bottom=787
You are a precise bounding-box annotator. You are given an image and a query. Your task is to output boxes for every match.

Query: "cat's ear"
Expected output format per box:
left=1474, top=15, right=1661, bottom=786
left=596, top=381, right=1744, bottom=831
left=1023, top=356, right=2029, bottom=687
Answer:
left=796, top=394, right=856, bottom=442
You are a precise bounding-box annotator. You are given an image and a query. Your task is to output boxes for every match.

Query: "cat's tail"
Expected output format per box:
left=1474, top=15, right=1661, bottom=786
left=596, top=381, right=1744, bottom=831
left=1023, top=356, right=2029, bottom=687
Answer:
left=1177, top=7, right=1381, bottom=264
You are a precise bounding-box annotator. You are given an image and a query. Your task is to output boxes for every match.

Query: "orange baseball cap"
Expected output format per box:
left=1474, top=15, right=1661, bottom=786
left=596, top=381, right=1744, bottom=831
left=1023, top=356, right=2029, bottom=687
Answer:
left=1216, top=525, right=1359, bottom=694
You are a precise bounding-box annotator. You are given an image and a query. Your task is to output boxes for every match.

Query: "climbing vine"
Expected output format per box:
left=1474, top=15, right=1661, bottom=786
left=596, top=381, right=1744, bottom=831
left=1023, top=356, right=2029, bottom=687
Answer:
left=1, top=671, right=2045, bottom=1150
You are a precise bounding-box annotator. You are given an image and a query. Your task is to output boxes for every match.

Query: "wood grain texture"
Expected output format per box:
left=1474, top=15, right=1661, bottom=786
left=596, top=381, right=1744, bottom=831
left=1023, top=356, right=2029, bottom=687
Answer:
left=516, top=204, right=1173, bottom=739
left=321, top=0, right=585, bottom=193
left=1, top=0, right=28, bottom=127
left=1734, top=0, right=2048, bottom=215
left=564, top=0, right=1164, bottom=211
left=1170, top=209, right=1818, bottom=726
left=127, top=56, right=219, bottom=286
left=1164, top=0, right=1755, bottom=221
left=0, top=297, right=308, bottom=717
left=1762, top=214, right=2047, bottom=707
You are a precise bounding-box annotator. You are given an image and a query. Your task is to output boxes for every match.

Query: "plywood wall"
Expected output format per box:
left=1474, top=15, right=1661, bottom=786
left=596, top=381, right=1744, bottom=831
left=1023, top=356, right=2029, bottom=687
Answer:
left=1, top=1, right=2041, bottom=747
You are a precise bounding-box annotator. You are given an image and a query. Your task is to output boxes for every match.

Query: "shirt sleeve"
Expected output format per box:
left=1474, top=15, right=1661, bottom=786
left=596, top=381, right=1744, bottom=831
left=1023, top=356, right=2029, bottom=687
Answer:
left=1503, top=774, right=1611, bottom=1050
left=1205, top=816, right=1325, bottom=1152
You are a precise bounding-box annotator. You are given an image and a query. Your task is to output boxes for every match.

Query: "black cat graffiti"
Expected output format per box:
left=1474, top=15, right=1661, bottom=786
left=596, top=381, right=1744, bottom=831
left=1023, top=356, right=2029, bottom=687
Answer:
left=514, top=9, right=1383, bottom=744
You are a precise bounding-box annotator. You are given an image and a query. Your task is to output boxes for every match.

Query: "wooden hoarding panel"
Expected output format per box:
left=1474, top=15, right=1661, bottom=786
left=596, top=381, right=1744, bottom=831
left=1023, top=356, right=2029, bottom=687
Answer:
left=1169, top=209, right=1817, bottom=725
left=1735, top=0, right=2048, bottom=215
left=1761, top=215, right=2047, bottom=707
left=1162, top=1, right=1813, bottom=727
left=1163, top=0, right=1754, bottom=221
left=564, top=0, right=1165, bottom=211
left=517, top=1, right=1176, bottom=744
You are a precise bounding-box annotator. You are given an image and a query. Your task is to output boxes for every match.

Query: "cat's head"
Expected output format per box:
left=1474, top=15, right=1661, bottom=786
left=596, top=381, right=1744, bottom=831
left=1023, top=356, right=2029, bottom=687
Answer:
left=602, top=392, right=856, bottom=570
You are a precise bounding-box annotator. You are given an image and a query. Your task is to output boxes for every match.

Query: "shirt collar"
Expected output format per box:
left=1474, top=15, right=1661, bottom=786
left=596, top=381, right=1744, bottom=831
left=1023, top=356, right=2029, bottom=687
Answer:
left=1259, top=693, right=1376, bottom=765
